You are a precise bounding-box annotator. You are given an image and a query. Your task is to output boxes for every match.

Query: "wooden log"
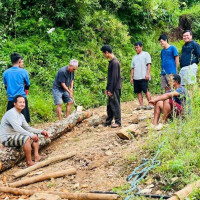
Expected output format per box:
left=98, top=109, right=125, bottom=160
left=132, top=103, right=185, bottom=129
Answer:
left=0, top=187, right=119, bottom=200
left=13, top=152, right=76, bottom=178
left=168, top=180, right=200, bottom=200
left=0, top=110, right=92, bottom=172
left=117, top=124, right=139, bottom=140
left=10, top=168, right=76, bottom=187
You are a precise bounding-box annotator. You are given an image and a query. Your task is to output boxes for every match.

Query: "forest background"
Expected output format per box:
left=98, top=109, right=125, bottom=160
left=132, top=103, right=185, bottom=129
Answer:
left=0, top=0, right=200, bottom=123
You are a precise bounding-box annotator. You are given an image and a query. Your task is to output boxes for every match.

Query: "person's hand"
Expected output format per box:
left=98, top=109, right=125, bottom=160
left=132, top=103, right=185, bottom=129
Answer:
left=105, top=90, right=108, bottom=95
left=130, top=78, right=133, bottom=84
left=69, top=91, right=74, bottom=98
left=145, top=74, right=150, bottom=81
left=32, top=134, right=39, bottom=142
left=42, top=130, right=49, bottom=138
left=149, top=99, right=156, bottom=105
left=107, top=91, right=113, bottom=96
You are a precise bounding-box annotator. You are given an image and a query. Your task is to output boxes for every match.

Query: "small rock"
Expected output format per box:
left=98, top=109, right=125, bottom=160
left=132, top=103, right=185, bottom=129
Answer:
left=146, top=184, right=154, bottom=189
left=74, top=183, right=80, bottom=189
left=140, top=188, right=152, bottom=194
left=29, top=193, right=61, bottom=200
left=105, top=151, right=113, bottom=156
left=101, top=146, right=110, bottom=151
left=156, top=190, right=163, bottom=195
left=138, top=116, right=147, bottom=121
left=81, top=184, right=88, bottom=188
left=131, top=116, right=139, bottom=124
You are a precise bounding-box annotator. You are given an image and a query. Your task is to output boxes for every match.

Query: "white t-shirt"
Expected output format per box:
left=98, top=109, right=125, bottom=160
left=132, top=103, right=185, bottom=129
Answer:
left=131, top=51, right=151, bottom=80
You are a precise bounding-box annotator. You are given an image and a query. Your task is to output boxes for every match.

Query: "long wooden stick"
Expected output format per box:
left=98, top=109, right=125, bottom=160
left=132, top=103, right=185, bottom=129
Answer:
left=13, top=152, right=76, bottom=178
left=0, top=187, right=119, bottom=200
left=10, top=168, right=76, bottom=187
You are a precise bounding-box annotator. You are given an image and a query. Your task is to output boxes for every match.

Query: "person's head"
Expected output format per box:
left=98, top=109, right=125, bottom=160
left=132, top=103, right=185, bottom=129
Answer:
left=158, top=34, right=169, bottom=48
left=68, top=59, right=78, bottom=72
left=11, top=53, right=23, bottom=66
left=168, top=74, right=181, bottom=88
left=134, top=42, right=143, bottom=54
left=19, top=59, right=24, bottom=68
left=13, top=95, right=25, bottom=111
left=101, top=45, right=112, bottom=59
left=183, top=30, right=193, bottom=43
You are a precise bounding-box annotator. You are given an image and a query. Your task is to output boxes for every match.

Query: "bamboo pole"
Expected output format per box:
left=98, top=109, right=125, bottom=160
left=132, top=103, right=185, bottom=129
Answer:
left=13, top=152, right=76, bottom=178
left=10, top=168, right=76, bottom=187
left=0, top=187, right=119, bottom=200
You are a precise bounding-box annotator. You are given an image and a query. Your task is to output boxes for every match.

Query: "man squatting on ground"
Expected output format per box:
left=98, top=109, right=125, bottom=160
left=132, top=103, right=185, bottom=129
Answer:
left=179, top=30, right=200, bottom=86
left=3, top=53, right=31, bottom=123
left=101, top=45, right=122, bottom=128
left=158, top=34, right=179, bottom=92
left=52, top=59, right=79, bottom=120
left=150, top=74, right=190, bottom=126
left=130, top=41, right=153, bottom=109
left=0, top=95, right=49, bottom=167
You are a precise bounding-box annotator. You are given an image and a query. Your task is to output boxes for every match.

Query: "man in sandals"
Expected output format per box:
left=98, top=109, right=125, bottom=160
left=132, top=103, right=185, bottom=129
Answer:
left=0, top=95, right=49, bottom=167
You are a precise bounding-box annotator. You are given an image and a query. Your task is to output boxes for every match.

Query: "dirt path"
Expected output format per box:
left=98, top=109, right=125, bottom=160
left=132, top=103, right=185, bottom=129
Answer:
left=0, top=100, right=154, bottom=200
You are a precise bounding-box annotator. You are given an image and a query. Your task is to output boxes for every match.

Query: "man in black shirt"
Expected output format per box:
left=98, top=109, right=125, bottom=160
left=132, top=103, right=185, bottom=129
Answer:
left=179, top=30, right=200, bottom=85
left=101, top=45, right=122, bottom=128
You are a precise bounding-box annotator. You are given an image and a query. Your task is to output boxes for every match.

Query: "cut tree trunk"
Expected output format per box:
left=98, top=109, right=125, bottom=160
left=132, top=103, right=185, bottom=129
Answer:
left=0, top=187, right=119, bottom=200
left=0, top=111, right=91, bottom=172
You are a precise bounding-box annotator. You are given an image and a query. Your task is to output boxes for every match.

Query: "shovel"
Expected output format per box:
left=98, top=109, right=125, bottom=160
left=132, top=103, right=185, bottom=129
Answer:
left=72, top=97, right=83, bottom=112
left=72, top=97, right=77, bottom=110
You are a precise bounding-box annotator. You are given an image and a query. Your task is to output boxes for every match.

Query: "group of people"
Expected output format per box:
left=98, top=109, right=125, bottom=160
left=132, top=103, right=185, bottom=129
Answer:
left=0, top=29, right=199, bottom=167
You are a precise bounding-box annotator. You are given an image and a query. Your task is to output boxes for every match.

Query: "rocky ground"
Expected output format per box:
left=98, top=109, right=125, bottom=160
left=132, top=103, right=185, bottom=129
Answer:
left=0, top=100, right=157, bottom=200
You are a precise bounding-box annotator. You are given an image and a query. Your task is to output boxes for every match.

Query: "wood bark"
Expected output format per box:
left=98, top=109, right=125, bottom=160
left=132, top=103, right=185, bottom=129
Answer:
left=168, top=180, right=200, bottom=200
left=10, top=168, right=76, bottom=187
left=0, top=111, right=91, bottom=172
left=0, top=187, right=119, bottom=200
left=13, top=152, right=76, bottom=178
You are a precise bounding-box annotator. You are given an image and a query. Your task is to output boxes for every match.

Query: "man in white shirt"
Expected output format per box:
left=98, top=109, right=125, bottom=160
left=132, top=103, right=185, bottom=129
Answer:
left=130, top=42, right=153, bottom=109
left=0, top=95, right=49, bottom=167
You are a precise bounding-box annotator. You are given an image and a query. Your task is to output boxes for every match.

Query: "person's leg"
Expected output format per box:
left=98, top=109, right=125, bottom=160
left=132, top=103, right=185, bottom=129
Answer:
left=21, top=98, right=31, bottom=123
left=23, top=138, right=34, bottom=166
left=32, top=140, right=42, bottom=162
left=105, top=97, right=113, bottom=125
left=57, top=104, right=62, bottom=120
left=134, top=80, right=143, bottom=106
left=145, top=90, right=151, bottom=102
left=65, top=102, right=73, bottom=118
left=7, top=101, right=14, bottom=111
left=163, top=99, right=172, bottom=123
left=137, top=93, right=144, bottom=106
left=152, top=101, right=163, bottom=125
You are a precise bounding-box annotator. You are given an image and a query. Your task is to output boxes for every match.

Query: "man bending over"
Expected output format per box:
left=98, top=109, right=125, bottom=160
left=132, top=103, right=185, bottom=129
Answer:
left=150, top=74, right=190, bottom=126
left=0, top=95, right=49, bottom=167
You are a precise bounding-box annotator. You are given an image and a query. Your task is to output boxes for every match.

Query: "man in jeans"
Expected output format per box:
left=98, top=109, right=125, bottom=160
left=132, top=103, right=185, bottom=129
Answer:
left=52, top=59, right=78, bottom=120
left=101, top=45, right=122, bottom=128
left=179, top=30, right=200, bottom=86
left=158, top=34, right=179, bottom=92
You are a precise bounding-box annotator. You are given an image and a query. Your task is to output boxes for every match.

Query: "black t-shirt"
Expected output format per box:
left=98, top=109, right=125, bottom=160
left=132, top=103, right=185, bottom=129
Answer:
left=53, top=66, right=74, bottom=91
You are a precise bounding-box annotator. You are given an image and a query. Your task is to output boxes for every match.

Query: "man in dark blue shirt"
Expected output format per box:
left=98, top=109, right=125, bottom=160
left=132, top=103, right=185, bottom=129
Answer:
left=179, top=30, right=200, bottom=85
left=3, top=53, right=31, bottom=122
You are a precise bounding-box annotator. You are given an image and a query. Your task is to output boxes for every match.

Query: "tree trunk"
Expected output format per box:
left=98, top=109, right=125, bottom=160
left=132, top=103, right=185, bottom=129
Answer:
left=0, top=111, right=91, bottom=172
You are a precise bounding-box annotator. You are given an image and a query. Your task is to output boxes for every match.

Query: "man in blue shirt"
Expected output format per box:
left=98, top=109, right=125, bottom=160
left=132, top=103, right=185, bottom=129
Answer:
left=179, top=30, right=200, bottom=85
left=158, top=34, right=179, bottom=92
left=3, top=53, right=31, bottom=122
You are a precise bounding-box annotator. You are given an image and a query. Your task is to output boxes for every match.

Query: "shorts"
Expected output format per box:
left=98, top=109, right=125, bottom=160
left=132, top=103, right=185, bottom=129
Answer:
left=161, top=74, right=172, bottom=89
left=179, top=63, right=198, bottom=86
left=169, top=99, right=183, bottom=116
left=52, top=88, right=73, bottom=105
left=2, top=134, right=30, bottom=147
left=7, top=98, right=30, bottom=123
left=133, top=79, right=148, bottom=94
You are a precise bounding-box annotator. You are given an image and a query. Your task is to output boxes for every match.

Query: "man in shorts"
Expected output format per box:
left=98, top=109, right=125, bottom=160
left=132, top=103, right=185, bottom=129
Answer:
left=52, top=59, right=78, bottom=120
left=130, top=41, right=152, bottom=109
left=0, top=95, right=49, bottom=167
left=179, top=30, right=200, bottom=86
left=3, top=53, right=31, bottom=122
left=158, top=34, right=179, bottom=92
left=150, top=74, right=190, bottom=126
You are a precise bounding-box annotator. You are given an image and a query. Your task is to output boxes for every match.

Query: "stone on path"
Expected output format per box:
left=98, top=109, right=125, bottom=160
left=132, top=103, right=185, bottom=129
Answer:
left=117, top=124, right=139, bottom=140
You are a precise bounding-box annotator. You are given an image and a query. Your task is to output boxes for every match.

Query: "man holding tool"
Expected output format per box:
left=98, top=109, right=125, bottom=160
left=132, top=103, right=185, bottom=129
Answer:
left=52, top=59, right=78, bottom=120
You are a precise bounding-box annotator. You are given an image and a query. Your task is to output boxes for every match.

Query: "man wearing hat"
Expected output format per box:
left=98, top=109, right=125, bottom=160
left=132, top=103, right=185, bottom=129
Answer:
left=52, top=59, right=78, bottom=120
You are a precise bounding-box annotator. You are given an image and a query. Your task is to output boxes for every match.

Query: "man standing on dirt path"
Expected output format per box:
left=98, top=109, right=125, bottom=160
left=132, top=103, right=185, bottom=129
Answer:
left=179, top=30, right=200, bottom=86
left=101, top=45, right=122, bottom=128
left=0, top=95, right=49, bottom=167
left=158, top=34, right=179, bottom=92
left=52, top=59, right=78, bottom=120
left=130, top=41, right=153, bottom=110
left=150, top=74, right=191, bottom=128
left=3, top=53, right=31, bottom=123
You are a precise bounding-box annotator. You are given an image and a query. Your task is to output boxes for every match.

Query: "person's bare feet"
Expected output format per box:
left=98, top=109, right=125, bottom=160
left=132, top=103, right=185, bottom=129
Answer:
left=27, top=161, right=35, bottom=167
left=34, top=155, right=42, bottom=162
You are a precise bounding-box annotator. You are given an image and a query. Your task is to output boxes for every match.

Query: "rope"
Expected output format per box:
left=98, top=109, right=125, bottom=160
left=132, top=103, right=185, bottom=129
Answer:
left=124, top=140, right=166, bottom=200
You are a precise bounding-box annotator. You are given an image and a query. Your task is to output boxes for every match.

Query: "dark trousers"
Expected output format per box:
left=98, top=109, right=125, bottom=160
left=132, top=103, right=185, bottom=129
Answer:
left=106, top=89, right=121, bottom=125
left=7, top=98, right=31, bottom=123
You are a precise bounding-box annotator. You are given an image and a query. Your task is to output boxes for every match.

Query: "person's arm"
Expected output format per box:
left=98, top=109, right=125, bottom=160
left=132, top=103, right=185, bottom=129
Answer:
left=3, top=73, right=7, bottom=90
left=193, top=42, right=200, bottom=61
left=175, top=56, right=179, bottom=72
left=149, top=91, right=180, bottom=104
left=145, top=63, right=151, bottom=80
left=130, top=68, right=134, bottom=84
left=24, top=70, right=30, bottom=87
left=61, top=82, right=73, bottom=97
left=70, top=80, right=74, bottom=92
left=22, top=116, right=42, bottom=134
